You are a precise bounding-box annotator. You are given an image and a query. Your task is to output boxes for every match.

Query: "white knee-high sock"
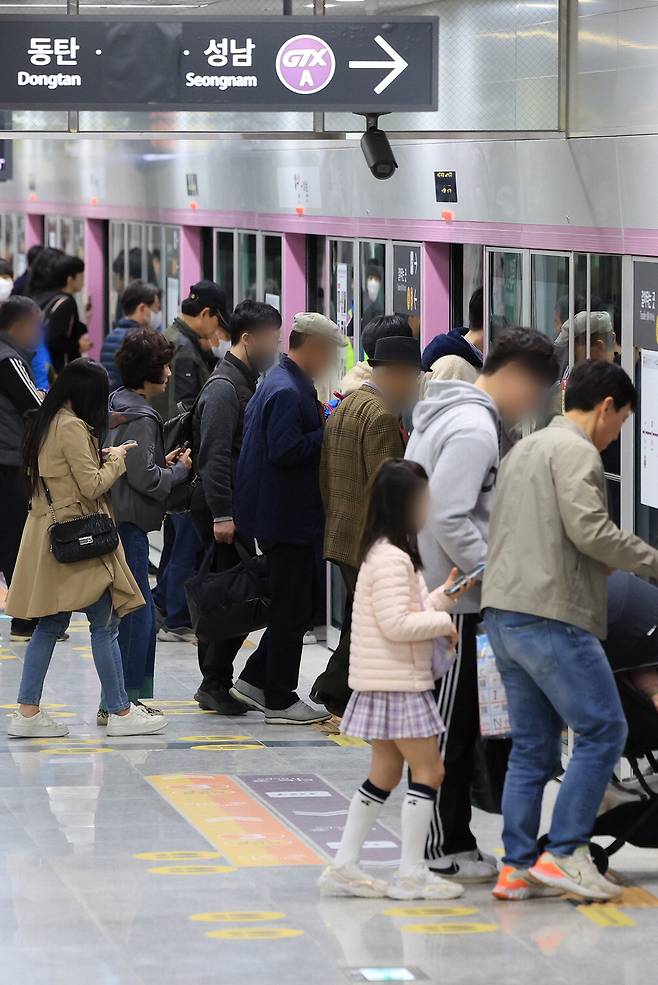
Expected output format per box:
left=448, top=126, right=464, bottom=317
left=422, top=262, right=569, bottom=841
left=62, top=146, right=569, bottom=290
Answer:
left=334, top=779, right=390, bottom=868
left=399, top=782, right=437, bottom=876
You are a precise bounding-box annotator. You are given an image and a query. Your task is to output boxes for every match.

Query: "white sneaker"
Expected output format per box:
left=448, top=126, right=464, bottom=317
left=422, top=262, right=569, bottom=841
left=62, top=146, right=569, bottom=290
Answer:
left=388, top=865, right=465, bottom=900
left=157, top=626, right=196, bottom=644
left=8, top=709, right=69, bottom=738
left=529, top=846, right=622, bottom=901
left=430, top=848, right=499, bottom=883
left=303, top=632, right=318, bottom=645
left=319, top=863, right=388, bottom=898
left=106, top=703, right=167, bottom=736
left=264, top=699, right=331, bottom=725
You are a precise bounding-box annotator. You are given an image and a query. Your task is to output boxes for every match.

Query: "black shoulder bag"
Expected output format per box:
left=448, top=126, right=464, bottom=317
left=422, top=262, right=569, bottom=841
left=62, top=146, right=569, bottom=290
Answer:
left=41, top=478, right=119, bottom=564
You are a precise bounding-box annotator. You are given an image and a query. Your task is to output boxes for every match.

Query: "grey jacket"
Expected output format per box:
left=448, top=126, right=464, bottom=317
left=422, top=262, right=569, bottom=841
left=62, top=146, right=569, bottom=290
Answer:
left=108, top=388, right=188, bottom=533
left=482, top=416, right=658, bottom=639
left=405, top=379, right=500, bottom=612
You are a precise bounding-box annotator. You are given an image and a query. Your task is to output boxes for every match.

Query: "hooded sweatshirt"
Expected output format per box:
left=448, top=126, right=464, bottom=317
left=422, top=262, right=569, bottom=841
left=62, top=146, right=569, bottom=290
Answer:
left=421, top=328, right=483, bottom=374
left=108, top=387, right=188, bottom=532
left=405, top=379, right=499, bottom=613
left=340, top=359, right=371, bottom=396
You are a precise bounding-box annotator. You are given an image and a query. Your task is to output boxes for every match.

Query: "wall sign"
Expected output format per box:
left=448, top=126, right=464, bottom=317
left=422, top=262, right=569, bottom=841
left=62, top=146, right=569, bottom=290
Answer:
left=0, top=16, right=438, bottom=113
left=434, top=170, right=457, bottom=203
left=640, top=349, right=658, bottom=511
left=393, top=244, right=421, bottom=318
left=634, top=261, right=658, bottom=350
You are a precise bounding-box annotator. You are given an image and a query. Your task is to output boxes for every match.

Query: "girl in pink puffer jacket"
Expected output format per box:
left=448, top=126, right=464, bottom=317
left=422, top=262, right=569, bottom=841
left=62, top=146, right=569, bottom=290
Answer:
left=319, top=459, right=472, bottom=902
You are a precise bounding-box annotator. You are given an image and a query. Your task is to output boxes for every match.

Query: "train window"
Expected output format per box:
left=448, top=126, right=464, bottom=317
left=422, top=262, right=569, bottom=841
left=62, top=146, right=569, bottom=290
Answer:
left=263, top=235, right=282, bottom=311
left=237, top=232, right=257, bottom=302
left=214, top=230, right=234, bottom=311
left=359, top=241, right=386, bottom=357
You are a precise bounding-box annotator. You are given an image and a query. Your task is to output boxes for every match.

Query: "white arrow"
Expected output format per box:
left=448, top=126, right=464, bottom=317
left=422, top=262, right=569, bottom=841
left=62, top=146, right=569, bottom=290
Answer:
left=348, top=35, right=408, bottom=95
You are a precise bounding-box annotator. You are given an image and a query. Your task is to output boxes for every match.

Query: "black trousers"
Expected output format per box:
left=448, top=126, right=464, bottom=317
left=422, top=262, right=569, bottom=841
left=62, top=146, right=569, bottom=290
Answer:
left=0, top=465, right=35, bottom=634
left=311, top=563, right=357, bottom=715
left=192, top=510, right=254, bottom=692
left=240, top=541, right=319, bottom=710
left=426, top=612, right=480, bottom=860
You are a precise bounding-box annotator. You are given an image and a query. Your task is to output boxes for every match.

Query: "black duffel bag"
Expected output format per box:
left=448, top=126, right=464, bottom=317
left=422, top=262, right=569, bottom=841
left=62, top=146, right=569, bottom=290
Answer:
left=185, top=541, right=270, bottom=642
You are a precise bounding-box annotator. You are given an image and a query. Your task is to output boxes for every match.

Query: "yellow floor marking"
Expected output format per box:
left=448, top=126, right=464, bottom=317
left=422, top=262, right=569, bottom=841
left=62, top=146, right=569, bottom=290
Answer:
left=578, top=905, right=636, bottom=927
left=403, top=922, right=498, bottom=935
left=28, top=737, right=102, bottom=745
left=72, top=646, right=92, bottom=652
left=148, top=864, right=237, bottom=875
left=0, top=653, right=17, bottom=660
left=384, top=906, right=478, bottom=918
left=41, top=747, right=112, bottom=755
left=617, top=886, right=658, bottom=908
left=176, top=735, right=255, bottom=742
left=135, top=851, right=222, bottom=861
left=191, top=744, right=264, bottom=752
left=190, top=911, right=285, bottom=923
left=148, top=773, right=325, bottom=867
left=205, top=928, right=303, bottom=940
left=329, top=735, right=368, bottom=748
left=1, top=703, right=67, bottom=709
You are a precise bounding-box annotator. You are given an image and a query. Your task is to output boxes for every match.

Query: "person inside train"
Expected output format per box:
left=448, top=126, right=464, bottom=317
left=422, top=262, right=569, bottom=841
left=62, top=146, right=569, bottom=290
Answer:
left=4, top=359, right=167, bottom=739
left=405, top=328, right=559, bottom=884
left=340, top=313, right=412, bottom=396
left=311, top=335, right=423, bottom=718
left=191, top=299, right=282, bottom=716
left=0, top=296, right=44, bottom=643
left=100, top=280, right=162, bottom=392
left=41, top=254, right=93, bottom=373
left=483, top=359, right=658, bottom=902
left=101, top=328, right=191, bottom=724
left=421, top=287, right=484, bottom=383
left=230, top=313, right=346, bottom=726
left=0, top=258, right=14, bottom=302
left=11, top=245, right=43, bottom=298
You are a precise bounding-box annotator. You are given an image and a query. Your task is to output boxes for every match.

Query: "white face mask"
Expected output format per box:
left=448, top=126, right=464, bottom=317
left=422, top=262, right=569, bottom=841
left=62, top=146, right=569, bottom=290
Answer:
left=366, top=277, right=380, bottom=303
left=148, top=309, right=161, bottom=332
left=211, top=339, right=231, bottom=360
left=0, top=279, right=13, bottom=302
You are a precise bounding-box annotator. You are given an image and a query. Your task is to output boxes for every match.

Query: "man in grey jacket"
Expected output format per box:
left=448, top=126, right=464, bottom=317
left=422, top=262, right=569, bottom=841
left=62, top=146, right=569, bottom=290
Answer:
left=483, top=360, right=658, bottom=902
left=406, top=328, right=558, bottom=883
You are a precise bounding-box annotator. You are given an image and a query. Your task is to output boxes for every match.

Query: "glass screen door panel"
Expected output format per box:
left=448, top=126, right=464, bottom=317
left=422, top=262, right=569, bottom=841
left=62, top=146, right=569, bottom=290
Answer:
left=358, top=240, right=386, bottom=359
left=237, top=232, right=257, bottom=302
left=486, top=249, right=525, bottom=346
left=214, top=230, right=235, bottom=311
left=263, top=234, right=282, bottom=311
left=530, top=253, right=570, bottom=339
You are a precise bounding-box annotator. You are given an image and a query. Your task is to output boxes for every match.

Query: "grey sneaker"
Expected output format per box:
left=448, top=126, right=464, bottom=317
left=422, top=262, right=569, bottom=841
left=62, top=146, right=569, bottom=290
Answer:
left=157, top=626, right=196, bottom=644
left=264, top=700, right=331, bottom=725
left=229, top=680, right=267, bottom=712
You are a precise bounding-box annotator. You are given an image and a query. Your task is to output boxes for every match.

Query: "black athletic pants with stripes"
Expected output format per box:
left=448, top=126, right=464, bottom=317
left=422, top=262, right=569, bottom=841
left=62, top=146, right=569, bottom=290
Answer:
left=426, top=611, right=480, bottom=860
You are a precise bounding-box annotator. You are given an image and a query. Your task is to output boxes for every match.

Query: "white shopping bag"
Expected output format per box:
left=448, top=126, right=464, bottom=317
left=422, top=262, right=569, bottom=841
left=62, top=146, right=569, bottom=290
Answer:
left=476, top=626, right=512, bottom=739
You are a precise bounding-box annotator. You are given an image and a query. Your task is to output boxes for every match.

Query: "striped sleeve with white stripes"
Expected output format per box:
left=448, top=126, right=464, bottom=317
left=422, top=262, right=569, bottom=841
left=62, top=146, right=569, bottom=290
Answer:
left=0, top=356, right=43, bottom=415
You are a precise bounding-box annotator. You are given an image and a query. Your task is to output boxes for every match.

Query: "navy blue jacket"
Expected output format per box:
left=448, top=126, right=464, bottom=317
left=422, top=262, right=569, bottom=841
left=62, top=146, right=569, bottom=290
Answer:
left=235, top=355, right=325, bottom=546
left=421, top=327, right=483, bottom=373
left=100, top=318, right=140, bottom=392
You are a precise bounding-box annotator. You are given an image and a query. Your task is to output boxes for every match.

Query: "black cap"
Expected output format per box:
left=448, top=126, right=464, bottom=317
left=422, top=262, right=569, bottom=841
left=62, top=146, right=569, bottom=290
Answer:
left=369, top=335, right=422, bottom=369
left=187, top=280, right=230, bottom=327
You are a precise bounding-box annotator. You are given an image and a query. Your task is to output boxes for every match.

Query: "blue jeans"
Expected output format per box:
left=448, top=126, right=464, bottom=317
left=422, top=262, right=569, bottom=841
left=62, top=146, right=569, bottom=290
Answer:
left=18, top=590, right=129, bottom=714
left=116, top=522, right=156, bottom=702
left=484, top=608, right=628, bottom=868
left=153, top=513, right=198, bottom=629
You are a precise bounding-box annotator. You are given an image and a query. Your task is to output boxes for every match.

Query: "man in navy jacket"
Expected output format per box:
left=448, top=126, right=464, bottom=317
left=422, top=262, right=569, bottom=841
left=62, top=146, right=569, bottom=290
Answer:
left=231, top=312, right=346, bottom=725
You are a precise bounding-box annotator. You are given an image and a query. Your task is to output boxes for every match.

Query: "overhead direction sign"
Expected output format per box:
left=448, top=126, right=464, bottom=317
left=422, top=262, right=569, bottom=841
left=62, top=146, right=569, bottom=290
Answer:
left=0, top=16, right=438, bottom=113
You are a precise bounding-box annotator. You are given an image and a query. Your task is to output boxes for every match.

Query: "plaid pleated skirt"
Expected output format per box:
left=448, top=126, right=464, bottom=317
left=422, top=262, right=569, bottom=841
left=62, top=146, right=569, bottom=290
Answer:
left=341, top=689, right=445, bottom=740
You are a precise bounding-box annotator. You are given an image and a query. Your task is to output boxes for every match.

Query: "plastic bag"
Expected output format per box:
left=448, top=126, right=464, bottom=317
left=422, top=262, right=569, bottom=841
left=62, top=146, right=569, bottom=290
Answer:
left=476, top=626, right=512, bottom=738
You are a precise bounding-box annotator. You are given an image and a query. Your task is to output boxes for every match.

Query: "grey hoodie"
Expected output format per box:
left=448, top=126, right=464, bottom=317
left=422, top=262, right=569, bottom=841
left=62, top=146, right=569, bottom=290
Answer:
left=108, top=387, right=188, bottom=533
left=405, top=379, right=500, bottom=613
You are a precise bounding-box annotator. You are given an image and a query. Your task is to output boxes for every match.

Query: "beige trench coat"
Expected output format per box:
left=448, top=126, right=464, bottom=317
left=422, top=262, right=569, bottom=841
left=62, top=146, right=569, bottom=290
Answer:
left=6, top=407, right=145, bottom=620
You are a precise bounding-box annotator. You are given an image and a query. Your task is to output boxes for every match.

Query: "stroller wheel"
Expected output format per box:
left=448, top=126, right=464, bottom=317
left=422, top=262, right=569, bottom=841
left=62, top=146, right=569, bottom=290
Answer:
left=590, top=842, right=609, bottom=875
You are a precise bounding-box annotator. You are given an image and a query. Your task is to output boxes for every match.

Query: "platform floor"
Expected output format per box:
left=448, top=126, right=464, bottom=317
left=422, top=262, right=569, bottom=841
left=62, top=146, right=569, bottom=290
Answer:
left=0, top=614, right=656, bottom=985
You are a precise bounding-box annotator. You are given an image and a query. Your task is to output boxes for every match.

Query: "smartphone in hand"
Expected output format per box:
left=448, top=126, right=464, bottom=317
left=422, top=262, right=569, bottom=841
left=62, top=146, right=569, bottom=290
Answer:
left=445, top=563, right=486, bottom=597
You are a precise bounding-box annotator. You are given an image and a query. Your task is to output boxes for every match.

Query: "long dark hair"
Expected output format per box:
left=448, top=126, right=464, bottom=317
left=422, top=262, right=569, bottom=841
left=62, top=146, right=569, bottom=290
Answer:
left=26, top=246, right=64, bottom=299
left=24, top=359, right=110, bottom=496
left=359, top=459, right=428, bottom=570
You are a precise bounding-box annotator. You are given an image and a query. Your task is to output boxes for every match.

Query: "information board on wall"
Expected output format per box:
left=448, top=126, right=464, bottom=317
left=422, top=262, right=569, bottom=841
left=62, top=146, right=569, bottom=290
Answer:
left=0, top=16, right=438, bottom=113
left=634, top=261, right=658, bottom=350
left=393, top=244, right=421, bottom=318
left=640, top=349, right=658, bottom=510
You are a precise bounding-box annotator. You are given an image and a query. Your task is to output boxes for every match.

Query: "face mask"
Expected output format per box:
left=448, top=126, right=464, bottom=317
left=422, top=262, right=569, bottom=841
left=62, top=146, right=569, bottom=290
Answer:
left=0, top=279, right=13, bottom=302
left=148, top=309, right=161, bottom=332
left=211, top=339, right=231, bottom=360
left=366, top=277, right=380, bottom=303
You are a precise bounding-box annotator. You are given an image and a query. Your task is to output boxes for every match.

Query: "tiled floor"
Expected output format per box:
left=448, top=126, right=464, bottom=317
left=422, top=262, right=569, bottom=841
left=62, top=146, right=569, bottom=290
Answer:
left=0, top=614, right=657, bottom=985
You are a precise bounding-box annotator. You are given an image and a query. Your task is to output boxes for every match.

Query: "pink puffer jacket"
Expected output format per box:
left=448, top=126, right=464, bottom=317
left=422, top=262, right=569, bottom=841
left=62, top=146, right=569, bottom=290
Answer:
left=348, top=539, right=456, bottom=693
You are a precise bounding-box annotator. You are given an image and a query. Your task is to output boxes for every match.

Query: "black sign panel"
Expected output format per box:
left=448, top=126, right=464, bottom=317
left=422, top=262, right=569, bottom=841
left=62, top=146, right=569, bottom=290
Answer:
left=434, top=170, right=457, bottom=203
left=634, top=261, right=658, bottom=351
left=0, top=112, right=12, bottom=182
left=393, top=244, right=421, bottom=318
left=0, top=16, right=438, bottom=113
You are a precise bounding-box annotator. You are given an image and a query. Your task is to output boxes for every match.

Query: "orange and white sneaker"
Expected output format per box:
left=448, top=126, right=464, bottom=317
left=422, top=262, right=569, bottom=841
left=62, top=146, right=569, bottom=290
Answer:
left=493, top=864, right=562, bottom=900
left=529, top=847, right=621, bottom=901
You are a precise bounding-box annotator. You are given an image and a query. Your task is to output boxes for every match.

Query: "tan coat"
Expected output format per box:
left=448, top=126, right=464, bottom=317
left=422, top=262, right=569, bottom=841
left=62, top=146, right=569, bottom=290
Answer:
left=6, top=407, right=144, bottom=620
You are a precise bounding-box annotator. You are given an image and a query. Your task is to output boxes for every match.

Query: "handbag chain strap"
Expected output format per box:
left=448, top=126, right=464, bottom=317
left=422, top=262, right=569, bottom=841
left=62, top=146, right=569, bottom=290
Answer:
left=40, top=477, right=58, bottom=526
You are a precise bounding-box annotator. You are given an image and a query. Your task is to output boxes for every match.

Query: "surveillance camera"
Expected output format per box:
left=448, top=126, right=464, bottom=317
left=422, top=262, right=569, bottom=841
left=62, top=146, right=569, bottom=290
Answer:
left=359, top=114, right=398, bottom=181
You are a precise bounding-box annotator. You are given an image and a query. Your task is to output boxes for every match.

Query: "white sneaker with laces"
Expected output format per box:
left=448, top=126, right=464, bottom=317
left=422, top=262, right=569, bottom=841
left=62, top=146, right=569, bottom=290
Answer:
left=529, top=846, right=622, bottom=901
left=106, top=704, right=167, bottom=736
left=388, top=865, right=465, bottom=900
left=429, top=848, right=499, bottom=883
left=8, top=709, right=69, bottom=738
left=319, top=863, right=388, bottom=898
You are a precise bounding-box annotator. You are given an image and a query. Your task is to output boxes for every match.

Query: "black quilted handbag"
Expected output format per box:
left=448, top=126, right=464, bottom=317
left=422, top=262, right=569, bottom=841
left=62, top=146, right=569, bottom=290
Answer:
left=41, top=478, right=119, bottom=564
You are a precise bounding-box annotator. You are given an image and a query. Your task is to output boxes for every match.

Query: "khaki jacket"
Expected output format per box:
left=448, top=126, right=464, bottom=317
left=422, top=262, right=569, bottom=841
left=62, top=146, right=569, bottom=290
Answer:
left=6, top=408, right=144, bottom=620
left=320, top=386, right=404, bottom=570
left=482, top=416, right=658, bottom=639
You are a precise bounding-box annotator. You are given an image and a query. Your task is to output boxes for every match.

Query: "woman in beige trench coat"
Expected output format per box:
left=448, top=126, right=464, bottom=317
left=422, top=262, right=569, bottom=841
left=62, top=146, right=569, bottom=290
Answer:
left=6, top=359, right=167, bottom=739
